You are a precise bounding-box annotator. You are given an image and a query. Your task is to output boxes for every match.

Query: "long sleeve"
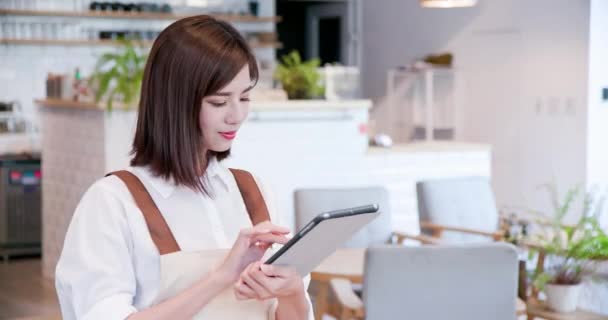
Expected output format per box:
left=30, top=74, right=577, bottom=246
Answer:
left=55, top=179, right=138, bottom=320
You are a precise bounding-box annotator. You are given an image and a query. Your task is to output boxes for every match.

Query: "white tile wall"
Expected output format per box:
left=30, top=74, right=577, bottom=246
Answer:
left=0, top=46, right=100, bottom=135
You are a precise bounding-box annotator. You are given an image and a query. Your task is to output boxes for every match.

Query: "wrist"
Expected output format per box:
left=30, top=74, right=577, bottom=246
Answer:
left=277, top=283, right=308, bottom=309
left=277, top=295, right=309, bottom=317
left=209, top=268, right=236, bottom=289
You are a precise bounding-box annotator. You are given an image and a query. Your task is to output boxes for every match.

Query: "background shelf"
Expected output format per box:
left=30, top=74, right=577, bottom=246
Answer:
left=0, top=38, right=282, bottom=48
left=0, top=9, right=282, bottom=23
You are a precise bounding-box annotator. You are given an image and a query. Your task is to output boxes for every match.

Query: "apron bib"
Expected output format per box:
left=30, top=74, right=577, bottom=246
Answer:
left=108, top=169, right=277, bottom=320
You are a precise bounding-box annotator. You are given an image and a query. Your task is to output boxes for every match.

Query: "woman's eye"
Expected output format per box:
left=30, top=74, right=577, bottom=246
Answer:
left=240, top=97, right=251, bottom=102
left=210, top=101, right=227, bottom=107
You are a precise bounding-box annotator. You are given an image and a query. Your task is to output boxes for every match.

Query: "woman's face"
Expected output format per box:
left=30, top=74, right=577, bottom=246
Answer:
left=200, top=65, right=252, bottom=152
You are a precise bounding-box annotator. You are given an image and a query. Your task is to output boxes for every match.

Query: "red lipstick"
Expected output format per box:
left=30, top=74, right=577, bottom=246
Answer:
left=219, top=131, right=237, bottom=140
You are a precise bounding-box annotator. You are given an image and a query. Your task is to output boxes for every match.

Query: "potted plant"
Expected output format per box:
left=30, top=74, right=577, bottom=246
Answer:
left=526, top=184, right=608, bottom=312
left=274, top=50, right=324, bottom=100
left=90, top=39, right=147, bottom=111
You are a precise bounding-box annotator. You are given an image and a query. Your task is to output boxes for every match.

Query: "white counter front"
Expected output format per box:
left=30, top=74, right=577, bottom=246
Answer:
left=37, top=99, right=490, bottom=278
left=225, top=141, right=491, bottom=237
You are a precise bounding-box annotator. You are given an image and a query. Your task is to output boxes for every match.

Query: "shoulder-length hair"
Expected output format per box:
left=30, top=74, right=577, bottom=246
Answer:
left=131, top=15, right=259, bottom=194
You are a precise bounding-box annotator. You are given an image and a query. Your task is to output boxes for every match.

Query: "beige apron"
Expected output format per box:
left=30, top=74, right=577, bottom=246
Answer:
left=108, top=169, right=277, bottom=320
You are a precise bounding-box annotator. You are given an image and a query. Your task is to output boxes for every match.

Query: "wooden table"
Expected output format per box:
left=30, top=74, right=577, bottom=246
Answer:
left=526, top=299, right=608, bottom=320
left=311, top=248, right=365, bottom=320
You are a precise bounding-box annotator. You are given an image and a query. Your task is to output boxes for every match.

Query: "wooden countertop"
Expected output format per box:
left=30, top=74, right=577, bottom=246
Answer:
left=35, top=98, right=372, bottom=111
left=250, top=99, right=372, bottom=111
left=35, top=98, right=107, bottom=110
left=368, top=141, right=491, bottom=154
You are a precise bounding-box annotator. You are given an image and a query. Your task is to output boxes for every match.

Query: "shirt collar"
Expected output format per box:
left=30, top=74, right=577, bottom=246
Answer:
left=205, top=156, right=233, bottom=193
left=133, top=157, right=232, bottom=199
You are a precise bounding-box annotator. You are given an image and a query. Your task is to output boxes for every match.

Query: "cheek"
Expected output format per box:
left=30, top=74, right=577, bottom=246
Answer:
left=199, top=112, right=209, bottom=134
left=199, top=106, right=221, bottom=133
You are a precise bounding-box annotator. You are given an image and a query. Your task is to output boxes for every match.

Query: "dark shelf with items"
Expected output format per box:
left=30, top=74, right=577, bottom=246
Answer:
left=0, top=9, right=282, bottom=23
left=0, top=38, right=282, bottom=48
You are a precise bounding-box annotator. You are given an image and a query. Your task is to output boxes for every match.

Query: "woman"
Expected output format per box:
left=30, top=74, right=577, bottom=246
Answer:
left=55, top=15, right=312, bottom=320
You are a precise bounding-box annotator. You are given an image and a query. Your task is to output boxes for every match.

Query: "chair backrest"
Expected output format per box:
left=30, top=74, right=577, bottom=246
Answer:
left=363, top=243, right=519, bottom=320
left=417, top=177, right=499, bottom=243
left=294, top=187, right=392, bottom=248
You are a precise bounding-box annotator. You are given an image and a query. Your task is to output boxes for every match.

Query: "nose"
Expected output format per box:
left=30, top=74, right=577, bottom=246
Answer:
left=225, top=99, right=248, bottom=125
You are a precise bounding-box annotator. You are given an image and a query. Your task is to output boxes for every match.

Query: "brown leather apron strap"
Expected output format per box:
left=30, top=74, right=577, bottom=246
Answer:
left=107, top=168, right=271, bottom=256
left=229, top=168, right=271, bottom=225
left=106, top=171, right=181, bottom=255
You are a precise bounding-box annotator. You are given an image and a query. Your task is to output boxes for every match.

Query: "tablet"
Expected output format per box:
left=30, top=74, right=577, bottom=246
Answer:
left=265, top=204, right=380, bottom=276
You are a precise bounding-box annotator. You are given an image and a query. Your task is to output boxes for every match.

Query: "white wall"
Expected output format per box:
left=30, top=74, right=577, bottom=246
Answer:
left=362, top=0, right=591, bottom=222
left=587, top=0, right=608, bottom=228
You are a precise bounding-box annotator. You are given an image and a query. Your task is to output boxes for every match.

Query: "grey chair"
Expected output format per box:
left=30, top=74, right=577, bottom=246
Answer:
left=330, top=243, right=520, bottom=320
left=416, top=177, right=506, bottom=244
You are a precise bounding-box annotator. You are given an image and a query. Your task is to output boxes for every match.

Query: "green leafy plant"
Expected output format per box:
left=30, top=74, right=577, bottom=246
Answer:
left=90, top=39, right=147, bottom=111
left=526, top=183, right=608, bottom=291
left=274, top=50, right=324, bottom=100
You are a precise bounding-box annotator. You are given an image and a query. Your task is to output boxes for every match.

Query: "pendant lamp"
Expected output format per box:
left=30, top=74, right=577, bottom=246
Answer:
left=420, top=0, right=477, bottom=8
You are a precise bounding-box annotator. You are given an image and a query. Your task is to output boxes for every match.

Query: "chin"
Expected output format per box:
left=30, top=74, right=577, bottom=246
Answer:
left=209, top=144, right=232, bottom=153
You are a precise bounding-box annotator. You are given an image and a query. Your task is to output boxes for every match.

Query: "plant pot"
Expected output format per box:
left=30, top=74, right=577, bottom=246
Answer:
left=545, top=283, right=582, bottom=313
left=286, top=87, right=310, bottom=100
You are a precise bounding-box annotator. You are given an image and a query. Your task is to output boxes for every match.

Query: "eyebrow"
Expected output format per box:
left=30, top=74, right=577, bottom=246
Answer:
left=211, top=85, right=254, bottom=97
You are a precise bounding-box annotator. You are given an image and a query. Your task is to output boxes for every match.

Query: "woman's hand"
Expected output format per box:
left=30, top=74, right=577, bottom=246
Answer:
left=234, top=261, right=305, bottom=301
left=216, top=222, right=290, bottom=285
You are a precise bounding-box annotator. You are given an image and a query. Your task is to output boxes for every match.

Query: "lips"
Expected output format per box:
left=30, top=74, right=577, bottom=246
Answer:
left=219, top=131, right=237, bottom=140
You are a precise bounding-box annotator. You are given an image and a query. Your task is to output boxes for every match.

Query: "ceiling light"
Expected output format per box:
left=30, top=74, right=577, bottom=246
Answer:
left=420, top=0, right=477, bottom=8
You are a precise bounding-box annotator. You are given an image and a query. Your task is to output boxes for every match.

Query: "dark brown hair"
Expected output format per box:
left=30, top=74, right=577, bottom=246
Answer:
left=130, top=15, right=259, bottom=193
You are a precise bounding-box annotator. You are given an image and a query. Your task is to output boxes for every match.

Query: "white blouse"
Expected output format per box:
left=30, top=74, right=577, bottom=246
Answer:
left=55, top=157, right=313, bottom=320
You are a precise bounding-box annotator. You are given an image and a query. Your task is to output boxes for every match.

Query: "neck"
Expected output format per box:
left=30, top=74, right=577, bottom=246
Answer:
left=196, top=151, right=211, bottom=176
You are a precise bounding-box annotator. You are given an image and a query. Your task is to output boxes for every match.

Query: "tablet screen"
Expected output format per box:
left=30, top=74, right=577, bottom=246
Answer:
left=265, top=204, right=380, bottom=276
